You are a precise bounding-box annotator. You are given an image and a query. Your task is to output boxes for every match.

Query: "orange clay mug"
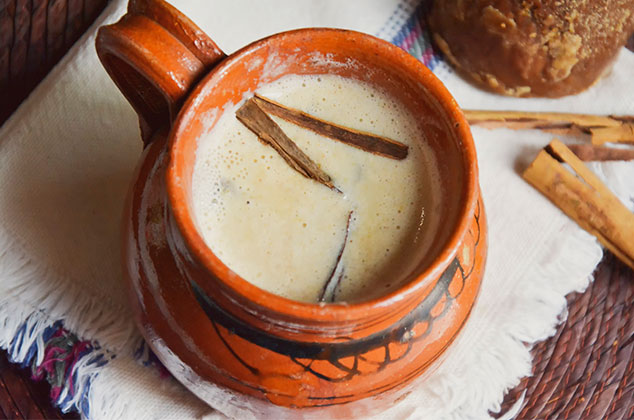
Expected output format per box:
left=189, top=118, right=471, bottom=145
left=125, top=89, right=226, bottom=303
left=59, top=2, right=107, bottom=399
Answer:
left=96, top=0, right=487, bottom=417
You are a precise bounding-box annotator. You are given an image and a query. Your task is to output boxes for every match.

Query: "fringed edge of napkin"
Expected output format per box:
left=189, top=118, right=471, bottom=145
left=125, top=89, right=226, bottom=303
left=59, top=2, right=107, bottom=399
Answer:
left=382, top=224, right=601, bottom=420
left=434, top=162, right=634, bottom=419
left=0, top=229, right=141, bottom=417
left=0, top=0, right=172, bottom=416
left=479, top=226, right=601, bottom=418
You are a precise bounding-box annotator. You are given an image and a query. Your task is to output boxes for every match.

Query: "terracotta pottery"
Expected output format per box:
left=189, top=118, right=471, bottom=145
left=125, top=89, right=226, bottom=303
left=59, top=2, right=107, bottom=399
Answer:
left=96, top=0, right=487, bottom=417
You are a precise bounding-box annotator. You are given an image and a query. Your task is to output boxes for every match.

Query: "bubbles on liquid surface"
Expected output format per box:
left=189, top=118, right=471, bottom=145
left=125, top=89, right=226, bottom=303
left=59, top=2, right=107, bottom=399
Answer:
left=191, top=73, right=442, bottom=303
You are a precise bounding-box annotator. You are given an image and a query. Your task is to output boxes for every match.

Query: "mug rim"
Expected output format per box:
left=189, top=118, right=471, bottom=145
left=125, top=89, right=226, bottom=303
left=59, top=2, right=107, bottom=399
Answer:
left=166, top=28, right=479, bottom=323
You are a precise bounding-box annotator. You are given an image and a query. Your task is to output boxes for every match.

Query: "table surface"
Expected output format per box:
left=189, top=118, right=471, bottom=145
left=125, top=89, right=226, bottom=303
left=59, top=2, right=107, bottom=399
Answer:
left=0, top=2, right=633, bottom=419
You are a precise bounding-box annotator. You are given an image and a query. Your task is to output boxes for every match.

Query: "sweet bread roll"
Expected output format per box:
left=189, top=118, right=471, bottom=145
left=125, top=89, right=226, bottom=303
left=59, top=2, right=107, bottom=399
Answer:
left=428, top=1, right=634, bottom=97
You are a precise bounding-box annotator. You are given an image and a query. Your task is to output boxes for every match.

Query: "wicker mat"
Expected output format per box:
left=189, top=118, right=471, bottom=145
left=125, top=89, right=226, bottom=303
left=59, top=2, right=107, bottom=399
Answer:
left=0, top=1, right=633, bottom=419
left=496, top=253, right=634, bottom=420
left=0, top=0, right=108, bottom=124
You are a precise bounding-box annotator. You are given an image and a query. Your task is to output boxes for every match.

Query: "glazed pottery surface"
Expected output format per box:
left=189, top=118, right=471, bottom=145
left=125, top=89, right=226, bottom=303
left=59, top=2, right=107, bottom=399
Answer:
left=96, top=0, right=487, bottom=417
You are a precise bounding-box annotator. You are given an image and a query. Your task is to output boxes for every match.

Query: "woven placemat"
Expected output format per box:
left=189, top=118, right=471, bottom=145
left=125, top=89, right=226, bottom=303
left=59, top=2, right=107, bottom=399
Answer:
left=496, top=253, right=634, bottom=420
left=0, top=0, right=108, bottom=124
left=0, top=2, right=633, bottom=419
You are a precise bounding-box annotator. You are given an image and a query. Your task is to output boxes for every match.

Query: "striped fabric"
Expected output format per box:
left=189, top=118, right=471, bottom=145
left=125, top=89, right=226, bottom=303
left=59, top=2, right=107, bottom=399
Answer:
left=376, top=0, right=442, bottom=71
left=8, top=317, right=107, bottom=415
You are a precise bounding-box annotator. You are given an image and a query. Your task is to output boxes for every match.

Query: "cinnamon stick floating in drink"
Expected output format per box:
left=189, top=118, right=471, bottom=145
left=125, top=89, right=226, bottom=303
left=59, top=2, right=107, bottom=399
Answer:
left=319, top=211, right=353, bottom=303
left=464, top=110, right=634, bottom=145
left=253, top=94, right=409, bottom=160
left=523, top=139, right=634, bottom=270
left=236, top=99, right=340, bottom=192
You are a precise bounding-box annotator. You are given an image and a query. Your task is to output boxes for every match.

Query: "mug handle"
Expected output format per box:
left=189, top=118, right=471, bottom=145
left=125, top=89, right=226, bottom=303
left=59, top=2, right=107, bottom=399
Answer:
left=96, top=0, right=226, bottom=145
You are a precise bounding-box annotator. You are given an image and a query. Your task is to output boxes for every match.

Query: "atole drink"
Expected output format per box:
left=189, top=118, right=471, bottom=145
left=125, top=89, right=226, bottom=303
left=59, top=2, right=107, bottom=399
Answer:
left=192, top=74, right=442, bottom=303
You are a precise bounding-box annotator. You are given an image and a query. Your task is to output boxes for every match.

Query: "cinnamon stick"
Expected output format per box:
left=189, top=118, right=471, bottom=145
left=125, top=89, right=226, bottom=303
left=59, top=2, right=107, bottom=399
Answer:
left=253, top=94, right=409, bottom=160
left=567, top=144, right=634, bottom=162
left=236, top=99, right=339, bottom=192
left=464, top=110, right=634, bottom=144
left=523, top=139, right=634, bottom=270
left=589, top=124, right=634, bottom=146
left=319, top=211, right=353, bottom=303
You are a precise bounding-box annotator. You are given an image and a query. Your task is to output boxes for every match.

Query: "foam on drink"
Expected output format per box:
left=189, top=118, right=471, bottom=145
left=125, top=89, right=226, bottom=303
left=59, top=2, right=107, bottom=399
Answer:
left=191, top=74, right=441, bottom=303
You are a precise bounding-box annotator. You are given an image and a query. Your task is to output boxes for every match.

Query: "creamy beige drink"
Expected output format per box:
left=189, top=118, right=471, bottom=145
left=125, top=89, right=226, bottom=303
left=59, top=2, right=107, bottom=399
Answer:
left=191, top=74, right=441, bottom=303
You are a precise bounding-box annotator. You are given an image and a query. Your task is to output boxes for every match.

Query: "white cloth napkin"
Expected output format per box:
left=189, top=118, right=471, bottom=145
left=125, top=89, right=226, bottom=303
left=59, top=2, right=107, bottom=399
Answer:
left=0, top=0, right=633, bottom=419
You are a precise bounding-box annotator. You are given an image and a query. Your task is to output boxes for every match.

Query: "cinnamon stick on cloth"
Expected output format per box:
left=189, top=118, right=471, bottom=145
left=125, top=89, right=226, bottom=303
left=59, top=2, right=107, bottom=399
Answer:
left=590, top=119, right=634, bottom=146
left=567, top=144, right=634, bottom=162
left=523, top=139, right=634, bottom=270
left=464, top=110, right=634, bottom=145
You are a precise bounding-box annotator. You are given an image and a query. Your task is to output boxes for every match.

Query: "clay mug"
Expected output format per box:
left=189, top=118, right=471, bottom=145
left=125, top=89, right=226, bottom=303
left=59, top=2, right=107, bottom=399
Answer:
left=96, top=0, right=487, bottom=417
